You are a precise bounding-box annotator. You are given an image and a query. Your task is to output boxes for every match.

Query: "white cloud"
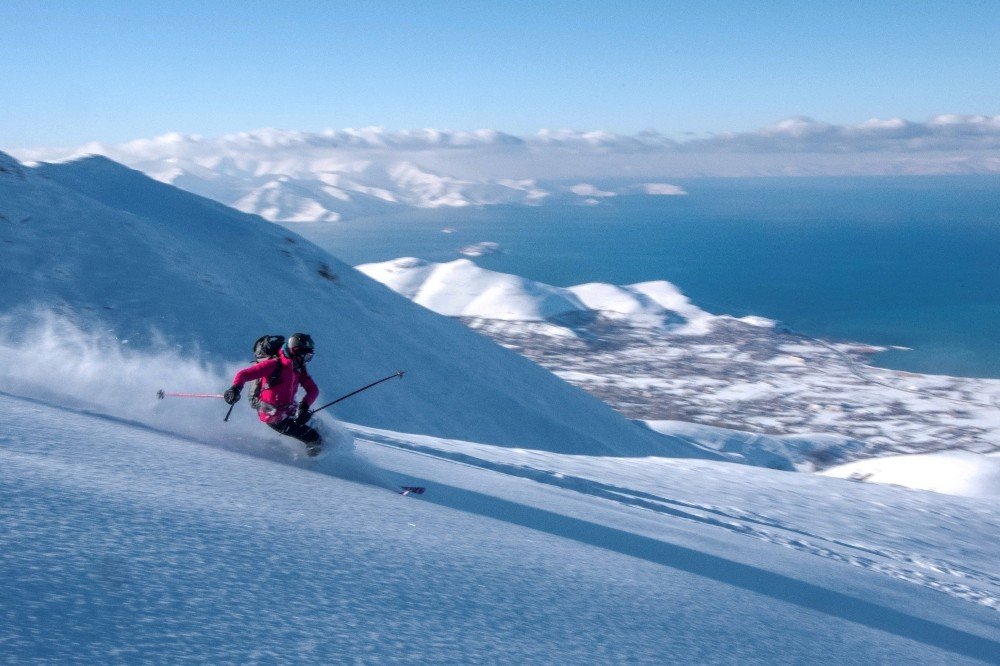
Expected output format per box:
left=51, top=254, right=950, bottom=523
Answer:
left=569, top=183, right=616, bottom=197
left=10, top=115, right=1000, bottom=221
left=643, top=183, right=687, bottom=196
left=16, top=115, right=1000, bottom=165
left=684, top=115, right=1000, bottom=154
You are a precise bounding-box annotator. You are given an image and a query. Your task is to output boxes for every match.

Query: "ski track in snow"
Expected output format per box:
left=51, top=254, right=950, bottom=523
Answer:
left=4, top=383, right=999, bottom=615
left=353, top=428, right=1000, bottom=613
left=7, top=385, right=998, bottom=615
left=3, top=391, right=1000, bottom=663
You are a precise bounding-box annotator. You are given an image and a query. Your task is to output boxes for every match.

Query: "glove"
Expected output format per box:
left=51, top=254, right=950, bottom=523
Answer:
left=294, top=400, right=311, bottom=425
left=223, top=385, right=242, bottom=405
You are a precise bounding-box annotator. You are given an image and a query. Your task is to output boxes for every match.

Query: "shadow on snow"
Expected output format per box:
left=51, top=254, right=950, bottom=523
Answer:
left=7, top=390, right=998, bottom=663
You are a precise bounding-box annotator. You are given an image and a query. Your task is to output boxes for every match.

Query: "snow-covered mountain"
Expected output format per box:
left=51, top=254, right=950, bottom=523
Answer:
left=356, top=256, right=768, bottom=334
left=12, top=129, right=691, bottom=221
left=14, top=117, right=1000, bottom=222
left=0, top=151, right=710, bottom=458
left=357, top=256, right=1000, bottom=485
left=3, top=150, right=999, bottom=662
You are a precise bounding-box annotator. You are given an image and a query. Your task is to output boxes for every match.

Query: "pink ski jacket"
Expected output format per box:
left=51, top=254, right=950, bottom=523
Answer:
left=232, top=349, right=319, bottom=424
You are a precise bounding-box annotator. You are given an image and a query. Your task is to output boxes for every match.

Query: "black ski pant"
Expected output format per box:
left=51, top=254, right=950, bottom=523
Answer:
left=268, top=418, right=321, bottom=444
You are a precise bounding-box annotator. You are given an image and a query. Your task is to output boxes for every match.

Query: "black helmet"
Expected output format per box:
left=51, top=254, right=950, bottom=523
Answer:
left=284, top=333, right=315, bottom=363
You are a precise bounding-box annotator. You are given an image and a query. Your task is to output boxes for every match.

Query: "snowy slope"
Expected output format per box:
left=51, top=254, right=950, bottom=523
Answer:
left=645, top=420, right=867, bottom=472
left=3, top=148, right=999, bottom=664
left=0, top=151, right=710, bottom=458
left=2, top=392, right=998, bottom=663
left=357, top=257, right=588, bottom=322
left=356, top=257, right=769, bottom=334
left=822, top=451, right=1000, bottom=499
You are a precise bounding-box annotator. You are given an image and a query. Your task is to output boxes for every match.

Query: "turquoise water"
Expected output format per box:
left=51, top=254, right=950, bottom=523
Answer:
left=290, top=177, right=1000, bottom=379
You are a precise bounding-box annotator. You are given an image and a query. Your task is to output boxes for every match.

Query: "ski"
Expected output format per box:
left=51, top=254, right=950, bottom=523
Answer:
left=399, top=486, right=425, bottom=496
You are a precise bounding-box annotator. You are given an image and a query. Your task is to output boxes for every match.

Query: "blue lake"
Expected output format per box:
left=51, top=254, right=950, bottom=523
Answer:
left=290, top=177, right=1000, bottom=379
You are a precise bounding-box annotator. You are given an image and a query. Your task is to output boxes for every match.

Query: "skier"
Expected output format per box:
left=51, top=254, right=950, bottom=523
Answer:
left=223, top=332, right=324, bottom=456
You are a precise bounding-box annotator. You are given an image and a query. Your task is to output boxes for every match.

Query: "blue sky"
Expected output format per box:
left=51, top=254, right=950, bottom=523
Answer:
left=2, top=0, right=998, bottom=148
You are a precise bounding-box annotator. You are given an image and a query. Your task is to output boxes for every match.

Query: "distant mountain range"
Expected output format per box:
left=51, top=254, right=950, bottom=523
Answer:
left=12, top=129, right=689, bottom=222
left=14, top=116, right=1000, bottom=222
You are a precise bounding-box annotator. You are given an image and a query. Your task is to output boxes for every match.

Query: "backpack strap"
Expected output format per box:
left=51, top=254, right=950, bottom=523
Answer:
left=248, top=357, right=284, bottom=410
left=265, top=357, right=284, bottom=388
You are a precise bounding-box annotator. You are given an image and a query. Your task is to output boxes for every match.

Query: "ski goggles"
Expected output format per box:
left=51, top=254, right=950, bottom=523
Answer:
left=292, top=349, right=314, bottom=363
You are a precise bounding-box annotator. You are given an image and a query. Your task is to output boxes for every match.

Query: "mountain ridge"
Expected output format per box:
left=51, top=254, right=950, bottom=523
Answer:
left=1, top=150, right=712, bottom=458
left=13, top=116, right=1000, bottom=222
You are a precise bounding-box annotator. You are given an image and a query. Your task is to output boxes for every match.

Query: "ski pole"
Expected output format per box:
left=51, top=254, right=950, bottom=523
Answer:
left=156, top=389, right=236, bottom=421
left=309, top=371, right=405, bottom=416
left=157, top=390, right=225, bottom=399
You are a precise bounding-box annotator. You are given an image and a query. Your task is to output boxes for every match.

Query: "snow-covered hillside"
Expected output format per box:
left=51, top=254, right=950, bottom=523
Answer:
left=357, top=256, right=1000, bottom=489
left=3, top=149, right=999, bottom=663
left=823, top=451, right=1000, bottom=499
left=0, top=151, right=710, bottom=459
left=2, top=389, right=998, bottom=663
left=357, top=256, right=768, bottom=334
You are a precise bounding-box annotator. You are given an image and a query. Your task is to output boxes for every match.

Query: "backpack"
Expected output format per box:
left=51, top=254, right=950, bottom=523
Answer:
left=248, top=335, right=285, bottom=411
